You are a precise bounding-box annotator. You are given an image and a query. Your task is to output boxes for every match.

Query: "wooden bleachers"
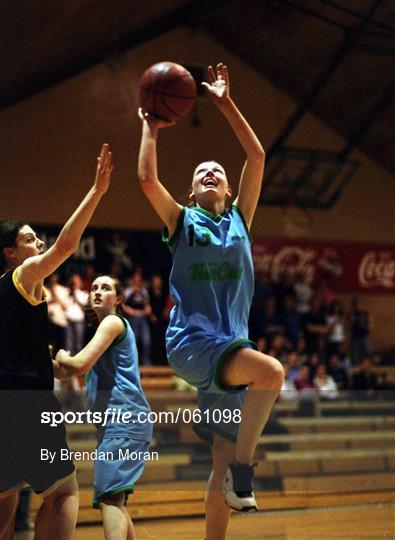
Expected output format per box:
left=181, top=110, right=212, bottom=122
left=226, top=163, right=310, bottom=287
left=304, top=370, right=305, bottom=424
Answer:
left=29, top=388, right=395, bottom=523
left=139, top=366, right=176, bottom=390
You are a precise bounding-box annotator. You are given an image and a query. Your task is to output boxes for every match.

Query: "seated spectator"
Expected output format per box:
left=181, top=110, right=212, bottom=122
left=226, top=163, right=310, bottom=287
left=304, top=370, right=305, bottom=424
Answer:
left=295, top=365, right=316, bottom=392
left=352, top=356, right=378, bottom=400
left=281, top=295, right=301, bottom=347
left=256, top=336, right=268, bottom=354
left=269, top=333, right=287, bottom=363
left=308, top=352, right=321, bottom=380
left=280, top=364, right=298, bottom=402
left=314, top=364, right=339, bottom=400
left=295, top=364, right=318, bottom=416
left=295, top=336, right=308, bottom=364
left=328, top=353, right=349, bottom=390
left=285, top=351, right=300, bottom=382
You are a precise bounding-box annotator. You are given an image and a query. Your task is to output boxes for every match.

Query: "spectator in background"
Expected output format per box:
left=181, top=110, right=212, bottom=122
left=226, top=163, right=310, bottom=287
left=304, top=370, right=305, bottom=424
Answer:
left=352, top=356, right=378, bottom=400
left=273, top=270, right=295, bottom=310
left=308, top=352, right=321, bottom=380
left=280, top=363, right=298, bottom=402
left=109, top=260, right=127, bottom=284
left=256, top=336, right=268, bottom=354
left=148, top=274, right=168, bottom=365
left=281, top=295, right=301, bottom=347
left=65, top=274, right=88, bottom=355
left=285, top=351, right=300, bottom=381
left=328, top=353, right=349, bottom=390
left=314, top=276, right=337, bottom=312
left=295, top=365, right=315, bottom=392
left=63, top=273, right=88, bottom=410
left=314, top=364, right=339, bottom=400
left=45, top=272, right=69, bottom=354
left=304, top=301, right=328, bottom=355
left=377, top=371, right=395, bottom=401
left=123, top=270, right=152, bottom=366
left=326, top=299, right=346, bottom=357
left=293, top=271, right=313, bottom=325
left=269, top=333, right=287, bottom=364
left=249, top=270, right=273, bottom=341
left=81, top=263, right=97, bottom=292
left=295, top=364, right=318, bottom=416
left=260, top=296, right=284, bottom=340
left=350, top=297, right=372, bottom=365
left=338, top=342, right=352, bottom=374
left=295, top=336, right=308, bottom=365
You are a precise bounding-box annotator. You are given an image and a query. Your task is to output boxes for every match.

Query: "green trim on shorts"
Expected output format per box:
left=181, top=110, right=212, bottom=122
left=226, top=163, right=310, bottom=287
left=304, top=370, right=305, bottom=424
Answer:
left=214, top=338, right=257, bottom=393
left=93, top=483, right=135, bottom=509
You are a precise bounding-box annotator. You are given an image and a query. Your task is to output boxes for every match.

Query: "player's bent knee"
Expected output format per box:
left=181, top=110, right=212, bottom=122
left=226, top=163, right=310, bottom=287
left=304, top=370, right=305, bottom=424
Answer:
left=255, top=354, right=284, bottom=389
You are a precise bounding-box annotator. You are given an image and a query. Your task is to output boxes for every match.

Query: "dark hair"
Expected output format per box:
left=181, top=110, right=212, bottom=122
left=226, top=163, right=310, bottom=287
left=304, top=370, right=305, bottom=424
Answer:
left=0, top=220, right=26, bottom=272
left=85, top=275, right=124, bottom=326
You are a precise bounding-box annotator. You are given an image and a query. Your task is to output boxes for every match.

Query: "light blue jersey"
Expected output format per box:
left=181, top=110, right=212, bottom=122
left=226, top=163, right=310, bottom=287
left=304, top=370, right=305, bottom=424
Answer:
left=164, top=205, right=255, bottom=394
left=86, top=315, right=152, bottom=442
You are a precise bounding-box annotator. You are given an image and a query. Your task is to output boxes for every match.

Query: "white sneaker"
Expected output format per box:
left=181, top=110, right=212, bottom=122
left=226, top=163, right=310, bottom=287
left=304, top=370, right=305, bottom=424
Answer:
left=223, top=461, right=258, bottom=512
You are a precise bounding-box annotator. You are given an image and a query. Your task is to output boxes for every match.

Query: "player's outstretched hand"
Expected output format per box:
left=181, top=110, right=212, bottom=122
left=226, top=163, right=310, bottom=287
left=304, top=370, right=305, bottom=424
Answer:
left=202, top=63, right=230, bottom=105
left=94, top=143, right=114, bottom=194
left=138, top=107, right=175, bottom=130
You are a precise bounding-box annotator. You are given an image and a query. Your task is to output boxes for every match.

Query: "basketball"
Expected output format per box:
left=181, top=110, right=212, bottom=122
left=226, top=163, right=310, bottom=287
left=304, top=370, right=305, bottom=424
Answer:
left=138, top=62, right=197, bottom=122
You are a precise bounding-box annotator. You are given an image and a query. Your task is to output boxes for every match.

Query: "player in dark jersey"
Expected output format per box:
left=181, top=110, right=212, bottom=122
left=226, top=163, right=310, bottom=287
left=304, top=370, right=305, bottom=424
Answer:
left=0, top=144, right=113, bottom=540
left=138, top=64, right=284, bottom=538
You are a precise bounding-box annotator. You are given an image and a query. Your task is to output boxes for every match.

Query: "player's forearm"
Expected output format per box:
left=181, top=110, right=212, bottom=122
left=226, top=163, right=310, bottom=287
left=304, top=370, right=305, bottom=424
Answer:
left=54, top=187, right=105, bottom=255
left=217, top=97, right=265, bottom=160
left=138, top=123, right=159, bottom=183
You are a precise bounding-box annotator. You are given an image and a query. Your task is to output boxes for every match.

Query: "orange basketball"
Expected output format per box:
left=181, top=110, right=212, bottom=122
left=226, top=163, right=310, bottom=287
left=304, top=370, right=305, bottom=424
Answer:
left=138, top=62, right=197, bottom=122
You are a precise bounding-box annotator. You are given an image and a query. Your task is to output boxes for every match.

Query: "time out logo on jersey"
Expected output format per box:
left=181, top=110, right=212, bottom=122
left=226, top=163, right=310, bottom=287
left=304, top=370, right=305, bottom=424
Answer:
left=189, top=262, right=244, bottom=281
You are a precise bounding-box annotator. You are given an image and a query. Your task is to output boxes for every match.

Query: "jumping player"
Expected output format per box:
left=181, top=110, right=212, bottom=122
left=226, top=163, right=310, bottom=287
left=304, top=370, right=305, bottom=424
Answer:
left=137, top=64, right=284, bottom=539
left=0, top=144, right=113, bottom=540
left=54, top=275, right=152, bottom=540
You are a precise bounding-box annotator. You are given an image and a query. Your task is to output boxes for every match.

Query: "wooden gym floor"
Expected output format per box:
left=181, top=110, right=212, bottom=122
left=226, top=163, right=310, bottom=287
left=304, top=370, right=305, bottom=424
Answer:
left=15, top=500, right=394, bottom=539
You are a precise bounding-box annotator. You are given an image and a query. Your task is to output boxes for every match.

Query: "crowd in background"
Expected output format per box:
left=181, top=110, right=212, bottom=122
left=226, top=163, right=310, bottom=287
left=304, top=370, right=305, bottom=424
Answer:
left=46, top=262, right=395, bottom=407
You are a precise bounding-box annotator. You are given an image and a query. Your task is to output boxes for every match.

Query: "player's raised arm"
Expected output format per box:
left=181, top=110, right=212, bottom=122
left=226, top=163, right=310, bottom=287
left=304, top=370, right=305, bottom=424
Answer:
left=19, top=144, right=113, bottom=290
left=138, top=109, right=182, bottom=237
left=203, top=63, right=265, bottom=228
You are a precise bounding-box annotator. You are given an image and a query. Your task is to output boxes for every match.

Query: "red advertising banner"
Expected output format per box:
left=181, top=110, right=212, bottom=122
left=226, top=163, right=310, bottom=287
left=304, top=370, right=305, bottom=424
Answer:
left=253, top=237, right=395, bottom=295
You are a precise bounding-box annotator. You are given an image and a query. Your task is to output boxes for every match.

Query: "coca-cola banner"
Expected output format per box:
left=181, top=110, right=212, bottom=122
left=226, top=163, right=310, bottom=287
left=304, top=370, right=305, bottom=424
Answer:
left=253, top=238, right=395, bottom=295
